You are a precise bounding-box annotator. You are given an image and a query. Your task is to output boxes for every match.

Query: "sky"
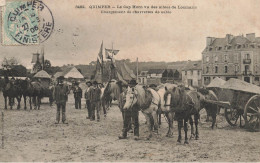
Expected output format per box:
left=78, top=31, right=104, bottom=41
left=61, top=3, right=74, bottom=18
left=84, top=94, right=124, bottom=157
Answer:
left=0, top=0, right=260, bottom=68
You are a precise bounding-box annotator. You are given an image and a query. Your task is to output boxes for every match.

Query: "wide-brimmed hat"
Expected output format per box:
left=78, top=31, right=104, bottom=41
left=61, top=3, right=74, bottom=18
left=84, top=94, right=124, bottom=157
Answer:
left=93, top=81, right=98, bottom=85
left=149, top=84, right=157, bottom=88
left=128, top=79, right=138, bottom=86
left=86, top=81, right=92, bottom=85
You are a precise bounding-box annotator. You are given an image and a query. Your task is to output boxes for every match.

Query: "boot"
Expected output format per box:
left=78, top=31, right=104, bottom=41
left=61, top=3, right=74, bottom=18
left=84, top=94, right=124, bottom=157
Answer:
left=118, top=129, right=127, bottom=139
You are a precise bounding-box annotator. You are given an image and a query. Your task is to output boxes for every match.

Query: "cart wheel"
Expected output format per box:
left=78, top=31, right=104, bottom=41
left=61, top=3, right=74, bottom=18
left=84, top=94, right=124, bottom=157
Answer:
left=244, top=95, right=260, bottom=132
left=225, top=107, right=245, bottom=127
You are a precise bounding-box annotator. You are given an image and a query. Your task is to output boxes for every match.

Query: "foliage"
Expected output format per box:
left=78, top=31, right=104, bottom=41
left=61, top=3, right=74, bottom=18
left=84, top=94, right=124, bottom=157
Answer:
left=1, top=57, right=20, bottom=69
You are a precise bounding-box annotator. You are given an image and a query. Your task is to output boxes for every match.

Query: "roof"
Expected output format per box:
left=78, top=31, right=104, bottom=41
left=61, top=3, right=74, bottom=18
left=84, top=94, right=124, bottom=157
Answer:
left=54, top=67, right=84, bottom=79
left=183, top=61, right=202, bottom=71
left=220, top=78, right=260, bottom=94
left=34, top=70, right=51, bottom=78
left=206, top=77, right=226, bottom=88
left=148, top=69, right=165, bottom=74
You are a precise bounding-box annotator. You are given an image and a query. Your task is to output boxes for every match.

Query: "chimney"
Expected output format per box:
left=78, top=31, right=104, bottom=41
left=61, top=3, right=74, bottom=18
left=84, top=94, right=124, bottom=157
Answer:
left=246, top=33, right=255, bottom=42
left=225, top=34, right=233, bottom=43
left=206, top=37, right=214, bottom=46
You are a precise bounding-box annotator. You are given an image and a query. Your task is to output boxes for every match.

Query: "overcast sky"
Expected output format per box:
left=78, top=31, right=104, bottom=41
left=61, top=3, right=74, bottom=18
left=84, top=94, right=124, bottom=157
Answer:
left=0, top=0, right=260, bottom=68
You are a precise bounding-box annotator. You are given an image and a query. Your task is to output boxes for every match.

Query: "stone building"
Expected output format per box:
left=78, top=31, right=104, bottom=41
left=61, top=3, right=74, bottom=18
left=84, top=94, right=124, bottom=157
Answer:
left=202, top=33, right=260, bottom=86
left=182, top=61, right=202, bottom=87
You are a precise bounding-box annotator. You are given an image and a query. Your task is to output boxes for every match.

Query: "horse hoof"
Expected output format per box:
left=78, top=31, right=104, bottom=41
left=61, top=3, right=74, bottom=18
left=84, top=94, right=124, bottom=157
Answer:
left=177, top=139, right=181, bottom=143
left=184, top=140, right=189, bottom=144
left=195, top=136, right=199, bottom=140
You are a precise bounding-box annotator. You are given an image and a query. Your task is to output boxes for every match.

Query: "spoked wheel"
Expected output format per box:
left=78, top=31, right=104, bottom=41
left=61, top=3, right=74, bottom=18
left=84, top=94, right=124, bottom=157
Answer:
left=225, top=107, right=245, bottom=127
left=244, top=95, right=260, bottom=132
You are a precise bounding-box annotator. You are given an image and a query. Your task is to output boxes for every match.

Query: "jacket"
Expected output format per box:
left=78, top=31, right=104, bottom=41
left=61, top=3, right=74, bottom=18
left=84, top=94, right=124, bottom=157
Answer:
left=53, top=84, right=69, bottom=104
left=89, top=87, right=101, bottom=102
left=73, top=86, right=82, bottom=99
left=84, top=86, right=93, bottom=101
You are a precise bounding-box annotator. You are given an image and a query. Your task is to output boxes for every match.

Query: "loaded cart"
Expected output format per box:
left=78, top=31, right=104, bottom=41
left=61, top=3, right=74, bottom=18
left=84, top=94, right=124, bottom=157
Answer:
left=205, top=78, right=260, bottom=132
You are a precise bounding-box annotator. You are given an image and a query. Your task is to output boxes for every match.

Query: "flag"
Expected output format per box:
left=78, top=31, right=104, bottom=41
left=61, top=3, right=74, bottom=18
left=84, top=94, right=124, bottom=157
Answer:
left=105, top=48, right=119, bottom=59
left=97, top=41, right=103, bottom=65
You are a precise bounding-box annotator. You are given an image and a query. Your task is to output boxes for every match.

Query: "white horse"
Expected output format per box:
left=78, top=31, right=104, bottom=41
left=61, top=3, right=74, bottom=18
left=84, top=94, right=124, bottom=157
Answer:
left=157, top=83, right=178, bottom=137
left=123, top=85, right=160, bottom=140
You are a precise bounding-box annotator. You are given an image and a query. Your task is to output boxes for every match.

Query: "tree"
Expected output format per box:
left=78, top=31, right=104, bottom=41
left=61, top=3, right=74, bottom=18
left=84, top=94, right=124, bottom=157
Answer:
left=1, top=57, right=20, bottom=70
left=44, top=60, right=51, bottom=69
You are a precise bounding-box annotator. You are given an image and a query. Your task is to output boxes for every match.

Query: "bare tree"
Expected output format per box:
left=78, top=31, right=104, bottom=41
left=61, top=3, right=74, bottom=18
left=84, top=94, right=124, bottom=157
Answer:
left=1, top=57, right=20, bottom=70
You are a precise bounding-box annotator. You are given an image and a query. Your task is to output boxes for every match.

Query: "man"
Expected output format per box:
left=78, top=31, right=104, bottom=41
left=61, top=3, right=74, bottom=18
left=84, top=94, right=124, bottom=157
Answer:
left=89, top=81, right=101, bottom=122
left=118, top=79, right=139, bottom=140
left=53, top=76, right=70, bottom=124
left=73, top=81, right=82, bottom=109
left=85, top=81, right=93, bottom=119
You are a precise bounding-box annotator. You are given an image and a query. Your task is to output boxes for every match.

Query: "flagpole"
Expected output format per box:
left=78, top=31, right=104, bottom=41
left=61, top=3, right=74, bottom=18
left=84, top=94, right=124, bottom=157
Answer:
left=101, top=41, right=104, bottom=84
left=136, top=57, right=139, bottom=82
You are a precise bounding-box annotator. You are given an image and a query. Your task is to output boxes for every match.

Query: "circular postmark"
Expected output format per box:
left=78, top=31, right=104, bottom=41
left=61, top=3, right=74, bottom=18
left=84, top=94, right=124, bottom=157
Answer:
left=5, top=0, right=54, bottom=45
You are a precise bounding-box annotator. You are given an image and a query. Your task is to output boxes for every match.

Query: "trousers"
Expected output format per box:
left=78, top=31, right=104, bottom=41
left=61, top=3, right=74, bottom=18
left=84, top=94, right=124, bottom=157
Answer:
left=75, top=97, right=81, bottom=109
left=56, top=103, right=66, bottom=122
left=91, top=101, right=100, bottom=120
left=122, top=109, right=139, bottom=137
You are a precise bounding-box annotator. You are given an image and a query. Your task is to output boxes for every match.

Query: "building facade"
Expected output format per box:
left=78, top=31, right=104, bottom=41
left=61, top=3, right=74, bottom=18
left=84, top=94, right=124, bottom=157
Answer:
left=202, top=33, right=260, bottom=86
left=182, top=61, right=202, bottom=87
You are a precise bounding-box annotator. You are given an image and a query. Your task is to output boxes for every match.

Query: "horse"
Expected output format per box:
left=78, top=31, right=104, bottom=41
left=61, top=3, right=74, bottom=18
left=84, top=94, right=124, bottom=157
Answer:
left=2, top=78, right=22, bottom=110
left=19, top=79, right=34, bottom=110
left=123, top=85, right=160, bottom=140
left=156, top=83, right=178, bottom=137
left=30, top=80, right=44, bottom=110
left=197, top=88, right=219, bottom=129
left=166, top=86, right=202, bottom=144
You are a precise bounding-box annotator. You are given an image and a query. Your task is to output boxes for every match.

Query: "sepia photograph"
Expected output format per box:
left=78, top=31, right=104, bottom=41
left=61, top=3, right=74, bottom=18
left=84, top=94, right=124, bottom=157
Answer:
left=0, top=0, right=259, bottom=162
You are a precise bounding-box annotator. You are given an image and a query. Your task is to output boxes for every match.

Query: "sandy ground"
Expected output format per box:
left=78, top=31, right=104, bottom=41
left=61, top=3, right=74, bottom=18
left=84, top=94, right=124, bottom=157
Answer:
left=0, top=92, right=259, bottom=162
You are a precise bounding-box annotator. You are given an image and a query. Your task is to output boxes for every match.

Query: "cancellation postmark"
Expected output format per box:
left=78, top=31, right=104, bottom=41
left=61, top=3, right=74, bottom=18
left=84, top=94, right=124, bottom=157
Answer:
left=1, top=0, right=54, bottom=45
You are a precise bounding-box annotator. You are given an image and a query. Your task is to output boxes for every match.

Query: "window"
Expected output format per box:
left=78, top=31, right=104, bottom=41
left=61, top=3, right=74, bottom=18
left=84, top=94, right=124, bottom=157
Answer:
left=206, top=56, right=209, bottom=62
left=237, top=45, right=241, bottom=49
left=224, top=66, right=228, bottom=73
left=218, top=47, right=222, bottom=50
left=215, top=66, right=218, bottom=73
left=185, top=71, right=187, bottom=75
left=227, top=46, right=232, bottom=50
left=215, top=56, right=218, bottom=62
left=209, top=47, right=213, bottom=51
left=224, top=54, right=228, bottom=62
left=191, top=70, right=193, bottom=75
left=245, top=54, right=250, bottom=59
left=198, top=70, right=200, bottom=75
left=206, top=67, right=209, bottom=73
left=255, top=77, right=259, bottom=81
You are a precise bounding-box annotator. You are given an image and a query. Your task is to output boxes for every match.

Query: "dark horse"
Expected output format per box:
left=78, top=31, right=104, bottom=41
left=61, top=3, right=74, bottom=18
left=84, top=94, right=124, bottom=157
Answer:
left=20, top=79, right=34, bottom=110
left=167, top=86, right=202, bottom=144
left=2, top=77, right=22, bottom=110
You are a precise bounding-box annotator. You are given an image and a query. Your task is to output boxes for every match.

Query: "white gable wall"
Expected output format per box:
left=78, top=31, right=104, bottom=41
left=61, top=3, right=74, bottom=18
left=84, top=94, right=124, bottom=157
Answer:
left=64, top=67, right=84, bottom=79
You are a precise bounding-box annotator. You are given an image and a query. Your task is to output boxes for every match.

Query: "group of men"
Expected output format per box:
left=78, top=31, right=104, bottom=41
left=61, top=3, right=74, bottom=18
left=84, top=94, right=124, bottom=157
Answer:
left=52, top=76, right=103, bottom=124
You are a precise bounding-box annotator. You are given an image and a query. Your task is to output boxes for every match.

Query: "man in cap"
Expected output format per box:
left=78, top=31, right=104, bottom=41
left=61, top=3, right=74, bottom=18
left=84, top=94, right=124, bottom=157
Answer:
left=73, top=81, right=82, bottom=109
left=118, top=79, right=139, bottom=140
left=53, top=76, right=70, bottom=124
left=89, top=81, right=101, bottom=121
left=85, top=81, right=93, bottom=119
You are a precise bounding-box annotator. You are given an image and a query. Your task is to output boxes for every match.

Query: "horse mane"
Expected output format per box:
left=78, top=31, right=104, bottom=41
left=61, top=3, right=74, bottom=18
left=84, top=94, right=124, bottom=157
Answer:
left=104, top=80, right=122, bottom=101
left=135, top=85, right=153, bottom=109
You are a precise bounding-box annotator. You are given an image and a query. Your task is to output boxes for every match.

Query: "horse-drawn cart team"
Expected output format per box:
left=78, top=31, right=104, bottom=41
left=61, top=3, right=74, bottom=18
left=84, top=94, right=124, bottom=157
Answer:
left=1, top=73, right=260, bottom=144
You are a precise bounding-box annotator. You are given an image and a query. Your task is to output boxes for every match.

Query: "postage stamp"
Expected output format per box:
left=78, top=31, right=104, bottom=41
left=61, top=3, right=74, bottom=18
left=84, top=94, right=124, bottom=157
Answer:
left=0, top=0, right=6, bottom=7
left=1, top=0, right=54, bottom=45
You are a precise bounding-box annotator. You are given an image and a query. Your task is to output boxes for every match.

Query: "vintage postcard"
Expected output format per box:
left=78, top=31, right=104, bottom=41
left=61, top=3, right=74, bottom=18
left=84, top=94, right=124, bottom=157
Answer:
left=0, top=0, right=259, bottom=162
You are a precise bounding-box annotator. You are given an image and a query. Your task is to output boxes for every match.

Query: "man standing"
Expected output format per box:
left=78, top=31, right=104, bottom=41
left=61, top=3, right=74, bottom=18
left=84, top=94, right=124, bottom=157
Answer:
left=85, top=81, right=93, bottom=119
left=53, top=76, right=70, bottom=124
left=89, top=81, right=101, bottom=122
left=73, top=81, right=82, bottom=109
left=118, top=79, right=139, bottom=140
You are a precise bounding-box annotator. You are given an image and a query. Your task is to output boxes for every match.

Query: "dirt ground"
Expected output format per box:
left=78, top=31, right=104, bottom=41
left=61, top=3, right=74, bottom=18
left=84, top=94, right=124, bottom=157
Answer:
left=0, top=92, right=259, bottom=162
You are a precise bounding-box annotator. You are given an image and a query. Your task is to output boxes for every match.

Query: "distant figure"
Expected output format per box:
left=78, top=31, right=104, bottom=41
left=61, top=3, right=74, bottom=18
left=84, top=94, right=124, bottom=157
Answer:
left=90, top=81, right=101, bottom=122
left=73, top=81, right=82, bottom=109
left=53, top=76, right=70, bottom=124
left=85, top=81, right=93, bottom=119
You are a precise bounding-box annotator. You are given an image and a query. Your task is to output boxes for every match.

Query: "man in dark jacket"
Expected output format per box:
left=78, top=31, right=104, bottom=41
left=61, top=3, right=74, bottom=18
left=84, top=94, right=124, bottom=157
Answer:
left=89, top=81, right=101, bottom=121
left=85, top=81, right=92, bottom=119
left=118, top=79, right=139, bottom=140
left=73, top=81, right=82, bottom=109
left=53, top=76, right=70, bottom=124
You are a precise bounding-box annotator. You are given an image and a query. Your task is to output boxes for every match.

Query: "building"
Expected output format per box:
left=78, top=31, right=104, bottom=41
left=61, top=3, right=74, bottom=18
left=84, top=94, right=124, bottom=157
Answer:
left=182, top=61, right=202, bottom=87
left=202, top=33, right=260, bottom=85
left=146, top=69, right=181, bottom=85
left=54, top=66, right=84, bottom=80
left=138, top=71, right=148, bottom=85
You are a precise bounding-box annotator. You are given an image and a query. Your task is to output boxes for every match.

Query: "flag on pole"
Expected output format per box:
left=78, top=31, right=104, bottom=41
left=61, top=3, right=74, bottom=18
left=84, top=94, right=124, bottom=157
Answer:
left=105, top=48, right=119, bottom=59
left=97, top=41, right=103, bottom=66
